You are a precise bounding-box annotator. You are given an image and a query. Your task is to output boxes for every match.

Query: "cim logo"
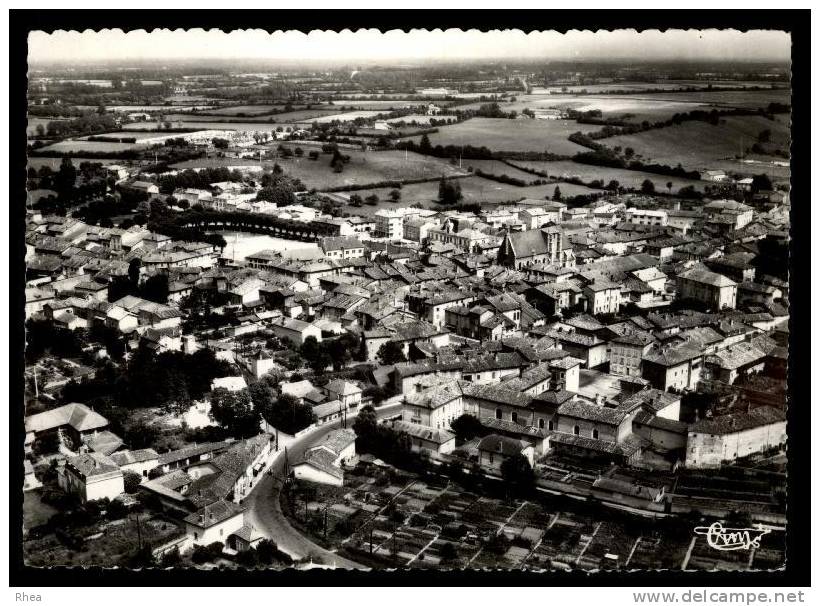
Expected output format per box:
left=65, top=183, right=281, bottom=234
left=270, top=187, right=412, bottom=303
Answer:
left=694, top=522, right=772, bottom=551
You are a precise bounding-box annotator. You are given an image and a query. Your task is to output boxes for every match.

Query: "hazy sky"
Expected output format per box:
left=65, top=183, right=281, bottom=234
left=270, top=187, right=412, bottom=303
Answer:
left=29, top=28, right=791, bottom=64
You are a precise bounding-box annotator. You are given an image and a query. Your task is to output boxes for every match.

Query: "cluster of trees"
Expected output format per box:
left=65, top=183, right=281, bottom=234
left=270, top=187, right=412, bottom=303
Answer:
left=39, top=112, right=120, bottom=138
left=108, top=265, right=170, bottom=305
left=29, top=158, right=111, bottom=208
left=153, top=208, right=337, bottom=246
left=62, top=346, right=233, bottom=413
left=575, top=105, right=790, bottom=142
left=437, top=177, right=464, bottom=205
left=156, top=167, right=244, bottom=195
left=210, top=379, right=317, bottom=438
left=400, top=134, right=494, bottom=161
left=72, top=193, right=141, bottom=227
left=25, top=319, right=86, bottom=362
left=352, top=404, right=414, bottom=467
left=473, top=168, right=543, bottom=188
left=375, top=341, right=407, bottom=365
left=329, top=148, right=352, bottom=173
left=299, top=333, right=363, bottom=374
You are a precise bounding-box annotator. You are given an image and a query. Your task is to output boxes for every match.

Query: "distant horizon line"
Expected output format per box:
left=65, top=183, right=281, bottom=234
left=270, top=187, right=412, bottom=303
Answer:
left=29, top=56, right=792, bottom=67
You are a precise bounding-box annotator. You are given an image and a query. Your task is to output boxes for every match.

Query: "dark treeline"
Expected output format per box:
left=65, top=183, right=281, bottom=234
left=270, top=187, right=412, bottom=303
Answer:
left=575, top=103, right=791, bottom=141
left=156, top=167, right=245, bottom=195
left=569, top=132, right=702, bottom=180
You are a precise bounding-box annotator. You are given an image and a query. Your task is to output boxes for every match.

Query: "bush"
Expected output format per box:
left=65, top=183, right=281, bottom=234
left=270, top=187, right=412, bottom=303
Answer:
left=123, top=470, right=142, bottom=494
left=191, top=541, right=224, bottom=564
left=485, top=531, right=511, bottom=555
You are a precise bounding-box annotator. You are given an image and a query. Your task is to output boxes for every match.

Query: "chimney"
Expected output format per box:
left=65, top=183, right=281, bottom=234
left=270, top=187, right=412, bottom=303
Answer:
left=199, top=514, right=205, bottom=524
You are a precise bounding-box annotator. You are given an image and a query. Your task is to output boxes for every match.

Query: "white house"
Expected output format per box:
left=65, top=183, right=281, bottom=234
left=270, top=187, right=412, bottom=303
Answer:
left=292, top=428, right=357, bottom=486
left=58, top=452, right=125, bottom=503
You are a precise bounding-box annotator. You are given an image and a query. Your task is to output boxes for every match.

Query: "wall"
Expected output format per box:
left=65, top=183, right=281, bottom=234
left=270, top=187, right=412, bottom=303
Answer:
left=685, top=421, right=787, bottom=468
left=292, top=463, right=343, bottom=486
left=84, top=474, right=125, bottom=502
left=185, top=512, right=245, bottom=549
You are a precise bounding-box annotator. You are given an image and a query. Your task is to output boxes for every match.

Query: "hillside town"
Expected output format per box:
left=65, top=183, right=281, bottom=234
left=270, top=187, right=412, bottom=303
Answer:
left=21, top=31, right=791, bottom=573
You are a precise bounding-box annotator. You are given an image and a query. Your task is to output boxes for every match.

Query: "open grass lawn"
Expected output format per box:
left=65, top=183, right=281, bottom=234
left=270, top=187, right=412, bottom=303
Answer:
left=511, top=160, right=708, bottom=193
left=271, top=149, right=465, bottom=190
left=406, top=117, right=599, bottom=155
left=603, top=114, right=791, bottom=171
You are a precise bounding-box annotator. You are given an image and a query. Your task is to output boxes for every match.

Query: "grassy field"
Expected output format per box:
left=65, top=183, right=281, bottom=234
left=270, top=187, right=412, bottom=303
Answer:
left=405, top=117, right=596, bottom=155
left=38, top=139, right=147, bottom=153
left=205, top=104, right=287, bottom=116
left=511, top=160, right=708, bottom=193
left=603, top=114, right=791, bottom=172
left=385, top=114, right=437, bottom=125
left=269, top=149, right=466, bottom=190
left=459, top=95, right=711, bottom=123
left=336, top=174, right=599, bottom=213
left=299, top=110, right=382, bottom=124
left=121, top=120, right=278, bottom=132
left=331, top=100, right=433, bottom=110
left=459, top=159, right=545, bottom=182
left=461, top=88, right=790, bottom=124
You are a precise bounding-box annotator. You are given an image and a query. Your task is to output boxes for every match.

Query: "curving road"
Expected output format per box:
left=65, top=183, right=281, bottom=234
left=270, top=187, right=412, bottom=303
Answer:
left=242, top=399, right=402, bottom=569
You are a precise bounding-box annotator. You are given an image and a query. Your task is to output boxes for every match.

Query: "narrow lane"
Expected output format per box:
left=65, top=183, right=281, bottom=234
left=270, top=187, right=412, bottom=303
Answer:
left=242, top=400, right=402, bottom=569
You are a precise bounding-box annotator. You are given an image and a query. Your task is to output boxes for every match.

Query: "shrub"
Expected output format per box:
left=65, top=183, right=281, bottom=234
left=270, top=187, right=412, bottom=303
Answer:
left=191, top=541, right=224, bottom=564
left=123, top=470, right=142, bottom=494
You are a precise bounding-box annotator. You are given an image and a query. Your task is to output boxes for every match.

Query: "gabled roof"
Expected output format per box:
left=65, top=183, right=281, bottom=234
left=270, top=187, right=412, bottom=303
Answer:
left=184, top=500, right=245, bottom=528
left=477, top=433, right=530, bottom=456
left=677, top=267, right=737, bottom=288
left=690, top=406, right=785, bottom=435
left=392, top=420, right=455, bottom=445
left=557, top=400, right=628, bottom=425
left=25, top=402, right=108, bottom=434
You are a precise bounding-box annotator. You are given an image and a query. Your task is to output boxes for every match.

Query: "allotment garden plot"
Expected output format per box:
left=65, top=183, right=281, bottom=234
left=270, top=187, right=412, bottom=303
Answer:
left=285, top=461, right=762, bottom=571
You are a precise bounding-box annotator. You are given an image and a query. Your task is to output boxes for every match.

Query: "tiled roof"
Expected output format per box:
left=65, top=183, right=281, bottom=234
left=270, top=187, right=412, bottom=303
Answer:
left=557, top=400, right=628, bottom=425
left=65, top=452, right=121, bottom=478
left=477, top=434, right=530, bottom=456
left=405, top=380, right=463, bottom=410
left=690, top=406, right=786, bottom=435
left=677, top=267, right=737, bottom=288
left=184, top=500, right=245, bottom=528
left=25, top=402, right=108, bottom=434
left=392, top=420, right=455, bottom=445
left=111, top=448, right=159, bottom=466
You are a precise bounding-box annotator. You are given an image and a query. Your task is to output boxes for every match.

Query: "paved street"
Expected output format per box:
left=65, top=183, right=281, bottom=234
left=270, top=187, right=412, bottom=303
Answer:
left=242, top=400, right=402, bottom=569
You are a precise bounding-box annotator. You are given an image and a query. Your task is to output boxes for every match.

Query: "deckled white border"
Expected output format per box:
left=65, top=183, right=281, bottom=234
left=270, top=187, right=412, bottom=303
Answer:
left=6, top=8, right=815, bottom=602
